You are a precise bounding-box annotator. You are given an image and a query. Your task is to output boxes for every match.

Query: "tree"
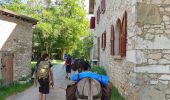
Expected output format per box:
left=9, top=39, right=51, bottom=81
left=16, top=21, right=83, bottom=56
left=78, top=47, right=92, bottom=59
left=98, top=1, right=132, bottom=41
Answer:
left=72, top=35, right=93, bottom=60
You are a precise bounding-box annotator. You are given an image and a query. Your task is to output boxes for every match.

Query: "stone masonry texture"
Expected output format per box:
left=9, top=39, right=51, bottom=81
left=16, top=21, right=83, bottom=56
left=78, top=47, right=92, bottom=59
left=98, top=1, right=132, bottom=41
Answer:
left=92, top=0, right=170, bottom=100
left=0, top=14, right=34, bottom=81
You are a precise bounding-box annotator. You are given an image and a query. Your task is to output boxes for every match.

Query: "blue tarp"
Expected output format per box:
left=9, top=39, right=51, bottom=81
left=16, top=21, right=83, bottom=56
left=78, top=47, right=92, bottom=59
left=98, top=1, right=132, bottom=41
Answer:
left=71, top=72, right=109, bottom=86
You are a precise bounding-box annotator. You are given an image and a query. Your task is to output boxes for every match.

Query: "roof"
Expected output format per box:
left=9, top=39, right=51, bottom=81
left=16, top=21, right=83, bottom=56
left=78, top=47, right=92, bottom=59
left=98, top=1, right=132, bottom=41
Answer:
left=0, top=8, right=38, bottom=25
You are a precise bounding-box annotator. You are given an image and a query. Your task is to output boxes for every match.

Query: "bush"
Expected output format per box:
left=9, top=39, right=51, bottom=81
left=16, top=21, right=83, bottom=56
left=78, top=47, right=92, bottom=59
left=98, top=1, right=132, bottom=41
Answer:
left=91, top=65, right=106, bottom=75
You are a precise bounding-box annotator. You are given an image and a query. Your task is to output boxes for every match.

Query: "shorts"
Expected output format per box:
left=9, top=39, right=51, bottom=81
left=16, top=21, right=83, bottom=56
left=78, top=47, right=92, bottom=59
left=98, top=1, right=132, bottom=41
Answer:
left=38, top=78, right=49, bottom=94
left=66, top=66, right=71, bottom=73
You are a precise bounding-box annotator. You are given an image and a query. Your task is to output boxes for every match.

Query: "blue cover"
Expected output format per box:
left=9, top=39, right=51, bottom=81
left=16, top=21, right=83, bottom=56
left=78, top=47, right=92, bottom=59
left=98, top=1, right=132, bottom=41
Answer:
left=71, top=72, right=109, bottom=86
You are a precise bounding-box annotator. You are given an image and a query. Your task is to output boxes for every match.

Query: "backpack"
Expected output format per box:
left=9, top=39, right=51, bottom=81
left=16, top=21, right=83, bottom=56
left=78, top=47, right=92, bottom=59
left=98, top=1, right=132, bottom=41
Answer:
left=66, top=83, right=77, bottom=100
left=101, top=83, right=112, bottom=100
left=36, top=61, right=50, bottom=79
left=76, top=78, right=102, bottom=100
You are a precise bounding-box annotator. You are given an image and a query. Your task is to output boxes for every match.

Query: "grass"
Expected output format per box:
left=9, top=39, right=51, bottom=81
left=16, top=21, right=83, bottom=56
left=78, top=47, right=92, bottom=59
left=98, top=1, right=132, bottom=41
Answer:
left=0, top=82, right=32, bottom=100
left=111, top=86, right=125, bottom=100
left=51, top=60, right=64, bottom=65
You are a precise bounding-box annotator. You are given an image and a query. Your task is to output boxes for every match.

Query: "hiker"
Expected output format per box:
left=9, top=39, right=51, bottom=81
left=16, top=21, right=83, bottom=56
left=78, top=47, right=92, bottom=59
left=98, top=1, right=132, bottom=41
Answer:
left=65, top=54, right=72, bottom=80
left=36, top=53, right=54, bottom=100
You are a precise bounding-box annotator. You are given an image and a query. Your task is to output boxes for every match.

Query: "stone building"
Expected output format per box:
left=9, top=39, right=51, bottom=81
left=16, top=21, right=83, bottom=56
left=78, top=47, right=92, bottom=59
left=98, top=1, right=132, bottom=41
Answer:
left=0, top=8, right=37, bottom=84
left=89, top=0, right=170, bottom=100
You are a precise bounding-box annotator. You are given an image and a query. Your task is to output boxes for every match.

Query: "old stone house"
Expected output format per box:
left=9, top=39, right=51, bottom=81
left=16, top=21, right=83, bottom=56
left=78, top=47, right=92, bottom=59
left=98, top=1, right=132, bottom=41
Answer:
left=0, top=8, right=37, bottom=84
left=89, top=0, right=170, bottom=100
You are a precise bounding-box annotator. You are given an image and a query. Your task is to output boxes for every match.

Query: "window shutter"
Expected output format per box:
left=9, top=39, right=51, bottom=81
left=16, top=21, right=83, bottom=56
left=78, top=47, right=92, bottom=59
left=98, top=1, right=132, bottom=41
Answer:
left=101, top=34, right=103, bottom=48
left=101, top=0, right=106, bottom=14
left=110, top=25, right=114, bottom=55
left=90, top=17, right=95, bottom=29
left=103, top=0, right=106, bottom=13
left=104, top=31, right=106, bottom=48
left=97, top=6, right=100, bottom=24
left=98, top=37, right=100, bottom=61
left=120, top=11, right=127, bottom=57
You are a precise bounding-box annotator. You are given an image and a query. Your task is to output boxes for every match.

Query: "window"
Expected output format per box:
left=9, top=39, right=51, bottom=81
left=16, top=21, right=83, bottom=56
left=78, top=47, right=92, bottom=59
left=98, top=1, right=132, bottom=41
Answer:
left=115, top=19, right=121, bottom=55
left=120, top=11, right=127, bottom=57
left=97, top=37, right=100, bottom=61
left=101, top=34, right=103, bottom=48
left=101, top=0, right=106, bottom=14
left=104, top=31, right=106, bottom=49
left=110, top=25, right=114, bottom=55
left=97, top=6, right=100, bottom=24
left=90, top=17, right=95, bottom=29
left=101, top=31, right=106, bottom=50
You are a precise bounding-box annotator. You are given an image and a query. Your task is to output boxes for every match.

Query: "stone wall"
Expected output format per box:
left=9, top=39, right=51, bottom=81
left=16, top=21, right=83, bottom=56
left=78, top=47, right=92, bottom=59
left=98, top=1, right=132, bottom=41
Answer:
left=0, top=14, right=33, bottom=81
left=93, top=0, right=170, bottom=100
left=94, top=0, right=138, bottom=99
left=134, top=0, right=170, bottom=100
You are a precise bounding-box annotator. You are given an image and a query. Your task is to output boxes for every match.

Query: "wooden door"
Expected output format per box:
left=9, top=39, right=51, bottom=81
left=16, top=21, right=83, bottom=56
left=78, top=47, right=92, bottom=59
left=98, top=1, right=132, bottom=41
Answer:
left=1, top=52, right=14, bottom=84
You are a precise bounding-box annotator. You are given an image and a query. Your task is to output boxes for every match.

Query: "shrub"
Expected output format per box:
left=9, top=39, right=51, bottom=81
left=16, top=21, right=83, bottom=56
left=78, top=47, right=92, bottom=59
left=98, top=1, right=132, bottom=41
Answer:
left=91, top=65, right=106, bottom=75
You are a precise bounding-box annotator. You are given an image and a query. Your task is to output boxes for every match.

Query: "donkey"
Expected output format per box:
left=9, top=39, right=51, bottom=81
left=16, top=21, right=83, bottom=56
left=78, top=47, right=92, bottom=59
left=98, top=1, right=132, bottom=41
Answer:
left=76, top=78, right=102, bottom=100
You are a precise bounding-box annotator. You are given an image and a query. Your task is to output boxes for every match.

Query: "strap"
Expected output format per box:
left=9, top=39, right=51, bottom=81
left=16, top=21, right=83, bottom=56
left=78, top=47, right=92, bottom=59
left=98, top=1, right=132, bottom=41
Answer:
left=77, top=93, right=101, bottom=99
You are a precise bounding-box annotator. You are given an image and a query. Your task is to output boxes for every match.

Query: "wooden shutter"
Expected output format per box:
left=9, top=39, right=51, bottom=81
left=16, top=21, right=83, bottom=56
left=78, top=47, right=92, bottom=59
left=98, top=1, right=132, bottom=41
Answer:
left=98, top=37, right=100, bottom=61
left=103, top=0, right=106, bottom=13
left=90, top=17, right=95, bottom=29
left=97, top=6, right=100, bottom=24
left=101, top=34, right=103, bottom=48
left=120, top=11, right=127, bottom=57
left=104, top=31, right=106, bottom=48
left=110, top=25, right=114, bottom=55
left=101, top=0, right=106, bottom=14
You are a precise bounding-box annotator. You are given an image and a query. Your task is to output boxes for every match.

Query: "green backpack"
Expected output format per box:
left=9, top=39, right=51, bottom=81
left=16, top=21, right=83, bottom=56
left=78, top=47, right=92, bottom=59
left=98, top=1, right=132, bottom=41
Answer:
left=36, top=61, right=50, bottom=79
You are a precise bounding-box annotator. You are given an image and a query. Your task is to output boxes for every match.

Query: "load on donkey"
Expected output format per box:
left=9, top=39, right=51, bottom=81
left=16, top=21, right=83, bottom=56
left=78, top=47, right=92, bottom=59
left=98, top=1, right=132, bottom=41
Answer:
left=66, top=70, right=112, bottom=100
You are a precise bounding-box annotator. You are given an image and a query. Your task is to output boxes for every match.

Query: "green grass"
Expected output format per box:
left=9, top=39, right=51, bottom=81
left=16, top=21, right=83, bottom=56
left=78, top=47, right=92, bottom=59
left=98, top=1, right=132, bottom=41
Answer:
left=0, top=82, right=32, bottom=100
left=51, top=60, right=64, bottom=65
left=111, top=86, right=125, bottom=100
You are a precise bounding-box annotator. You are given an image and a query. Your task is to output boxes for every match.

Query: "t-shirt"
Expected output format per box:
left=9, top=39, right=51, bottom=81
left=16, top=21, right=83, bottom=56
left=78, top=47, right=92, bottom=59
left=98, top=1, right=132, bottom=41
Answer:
left=66, top=58, right=72, bottom=66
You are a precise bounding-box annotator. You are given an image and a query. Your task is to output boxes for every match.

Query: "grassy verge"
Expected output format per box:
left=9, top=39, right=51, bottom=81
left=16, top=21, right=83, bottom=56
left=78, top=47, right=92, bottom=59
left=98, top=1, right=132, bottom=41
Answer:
left=111, top=86, right=125, bottom=100
left=51, top=60, right=64, bottom=65
left=91, top=65, right=125, bottom=100
left=0, top=82, right=32, bottom=100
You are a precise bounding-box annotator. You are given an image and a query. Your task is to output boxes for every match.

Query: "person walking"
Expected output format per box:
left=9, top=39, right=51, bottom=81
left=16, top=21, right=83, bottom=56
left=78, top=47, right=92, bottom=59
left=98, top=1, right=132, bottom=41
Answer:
left=65, top=54, right=72, bottom=80
left=36, top=53, right=54, bottom=100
